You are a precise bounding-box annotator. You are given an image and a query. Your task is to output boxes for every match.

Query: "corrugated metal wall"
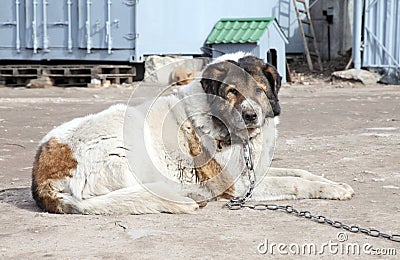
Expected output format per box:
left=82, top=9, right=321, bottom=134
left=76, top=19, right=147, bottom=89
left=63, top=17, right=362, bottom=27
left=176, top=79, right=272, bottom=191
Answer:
left=0, top=0, right=136, bottom=62
left=363, top=0, right=400, bottom=68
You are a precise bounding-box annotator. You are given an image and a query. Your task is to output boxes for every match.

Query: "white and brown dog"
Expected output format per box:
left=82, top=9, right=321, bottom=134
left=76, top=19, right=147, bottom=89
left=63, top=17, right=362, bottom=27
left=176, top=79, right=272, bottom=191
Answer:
left=32, top=53, right=354, bottom=214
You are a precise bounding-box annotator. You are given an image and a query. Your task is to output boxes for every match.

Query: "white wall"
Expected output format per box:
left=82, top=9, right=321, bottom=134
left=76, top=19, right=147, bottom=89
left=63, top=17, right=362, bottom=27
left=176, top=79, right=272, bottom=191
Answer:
left=136, top=0, right=307, bottom=60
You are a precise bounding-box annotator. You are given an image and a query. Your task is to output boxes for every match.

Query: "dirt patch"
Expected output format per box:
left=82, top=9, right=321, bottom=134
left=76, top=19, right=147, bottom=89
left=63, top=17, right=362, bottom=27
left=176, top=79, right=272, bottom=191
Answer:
left=0, top=82, right=399, bottom=258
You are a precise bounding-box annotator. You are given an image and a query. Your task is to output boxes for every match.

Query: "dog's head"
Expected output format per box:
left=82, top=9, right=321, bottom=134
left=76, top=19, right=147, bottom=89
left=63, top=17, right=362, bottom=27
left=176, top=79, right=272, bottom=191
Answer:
left=200, top=55, right=281, bottom=137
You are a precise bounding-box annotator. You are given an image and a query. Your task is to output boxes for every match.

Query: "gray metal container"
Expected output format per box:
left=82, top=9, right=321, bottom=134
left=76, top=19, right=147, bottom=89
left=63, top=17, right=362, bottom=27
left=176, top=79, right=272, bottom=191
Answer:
left=0, top=0, right=306, bottom=63
left=0, top=0, right=136, bottom=62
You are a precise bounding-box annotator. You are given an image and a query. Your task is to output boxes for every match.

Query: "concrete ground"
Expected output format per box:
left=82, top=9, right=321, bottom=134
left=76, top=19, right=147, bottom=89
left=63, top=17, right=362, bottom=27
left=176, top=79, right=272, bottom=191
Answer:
left=0, top=81, right=399, bottom=259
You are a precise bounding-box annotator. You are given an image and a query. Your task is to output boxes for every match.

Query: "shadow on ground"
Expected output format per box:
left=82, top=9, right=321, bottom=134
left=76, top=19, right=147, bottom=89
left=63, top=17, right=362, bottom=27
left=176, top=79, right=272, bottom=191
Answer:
left=0, top=187, right=40, bottom=212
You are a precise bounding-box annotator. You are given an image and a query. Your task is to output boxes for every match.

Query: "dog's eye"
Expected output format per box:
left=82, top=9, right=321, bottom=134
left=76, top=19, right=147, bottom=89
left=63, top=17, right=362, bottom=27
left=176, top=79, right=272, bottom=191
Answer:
left=228, top=88, right=239, bottom=95
left=256, top=87, right=264, bottom=94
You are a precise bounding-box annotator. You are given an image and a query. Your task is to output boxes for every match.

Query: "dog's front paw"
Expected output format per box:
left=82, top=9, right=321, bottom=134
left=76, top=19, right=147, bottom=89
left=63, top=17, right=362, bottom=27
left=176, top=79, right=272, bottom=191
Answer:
left=320, top=182, right=354, bottom=200
left=338, top=182, right=355, bottom=198
left=327, top=183, right=354, bottom=200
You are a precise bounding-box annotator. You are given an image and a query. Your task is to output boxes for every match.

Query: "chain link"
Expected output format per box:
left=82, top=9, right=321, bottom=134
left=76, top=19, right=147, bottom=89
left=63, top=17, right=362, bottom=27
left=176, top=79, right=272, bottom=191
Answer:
left=225, top=141, right=256, bottom=209
left=224, top=140, right=400, bottom=243
left=225, top=201, right=400, bottom=243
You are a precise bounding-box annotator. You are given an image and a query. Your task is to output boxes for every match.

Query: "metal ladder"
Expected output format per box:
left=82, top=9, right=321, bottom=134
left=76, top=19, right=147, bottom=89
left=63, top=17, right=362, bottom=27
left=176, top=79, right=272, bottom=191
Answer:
left=292, top=0, right=323, bottom=71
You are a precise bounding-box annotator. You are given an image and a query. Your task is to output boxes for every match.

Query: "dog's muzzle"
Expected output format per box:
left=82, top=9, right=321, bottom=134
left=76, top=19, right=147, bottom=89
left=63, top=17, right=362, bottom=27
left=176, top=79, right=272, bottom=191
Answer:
left=242, top=110, right=258, bottom=125
left=240, top=99, right=264, bottom=128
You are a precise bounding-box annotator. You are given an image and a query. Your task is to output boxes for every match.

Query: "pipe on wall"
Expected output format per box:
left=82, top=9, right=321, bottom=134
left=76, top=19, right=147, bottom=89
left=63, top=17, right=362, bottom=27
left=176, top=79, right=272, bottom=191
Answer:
left=352, top=0, right=362, bottom=69
left=43, top=0, right=49, bottom=52
left=32, top=0, right=38, bottom=54
left=86, top=0, right=92, bottom=54
left=67, top=0, right=73, bottom=53
left=106, top=0, right=112, bottom=54
left=15, top=0, right=21, bottom=53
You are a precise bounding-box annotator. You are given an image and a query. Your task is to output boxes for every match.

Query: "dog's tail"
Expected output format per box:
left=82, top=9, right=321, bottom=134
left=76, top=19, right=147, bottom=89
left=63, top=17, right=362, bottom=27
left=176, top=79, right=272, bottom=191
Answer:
left=32, top=181, right=199, bottom=215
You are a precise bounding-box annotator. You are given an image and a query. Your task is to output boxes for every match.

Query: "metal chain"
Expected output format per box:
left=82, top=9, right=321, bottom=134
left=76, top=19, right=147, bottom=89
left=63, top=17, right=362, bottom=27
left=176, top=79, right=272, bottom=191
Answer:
left=224, top=140, right=400, bottom=243
left=225, top=202, right=400, bottom=243
left=225, top=141, right=256, bottom=208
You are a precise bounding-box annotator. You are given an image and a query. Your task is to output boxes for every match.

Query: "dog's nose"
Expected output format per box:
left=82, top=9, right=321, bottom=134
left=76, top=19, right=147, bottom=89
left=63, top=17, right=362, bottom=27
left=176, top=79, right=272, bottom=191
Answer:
left=243, top=111, right=258, bottom=124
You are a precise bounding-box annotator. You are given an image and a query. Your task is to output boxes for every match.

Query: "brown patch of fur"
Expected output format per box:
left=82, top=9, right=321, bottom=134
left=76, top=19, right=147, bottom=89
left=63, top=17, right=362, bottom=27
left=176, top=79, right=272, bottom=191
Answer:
left=218, top=190, right=234, bottom=200
left=264, top=66, right=279, bottom=85
left=224, top=85, right=243, bottom=107
left=186, top=129, right=235, bottom=199
left=32, top=137, right=77, bottom=213
left=226, top=93, right=237, bottom=107
left=293, top=186, right=299, bottom=197
left=171, top=66, right=195, bottom=85
left=256, top=81, right=268, bottom=93
left=187, top=130, right=202, bottom=157
left=238, top=57, right=281, bottom=116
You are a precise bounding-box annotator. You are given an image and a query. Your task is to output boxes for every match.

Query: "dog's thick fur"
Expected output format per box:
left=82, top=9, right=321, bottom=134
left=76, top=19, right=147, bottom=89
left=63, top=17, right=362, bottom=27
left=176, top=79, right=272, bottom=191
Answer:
left=32, top=53, right=354, bottom=214
left=171, top=66, right=195, bottom=85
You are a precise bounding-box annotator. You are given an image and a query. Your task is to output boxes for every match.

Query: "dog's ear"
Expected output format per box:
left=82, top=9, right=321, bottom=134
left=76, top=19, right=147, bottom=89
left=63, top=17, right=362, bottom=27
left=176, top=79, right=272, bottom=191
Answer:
left=263, top=64, right=281, bottom=116
left=263, top=64, right=281, bottom=97
left=237, top=56, right=281, bottom=96
left=200, top=60, right=237, bottom=95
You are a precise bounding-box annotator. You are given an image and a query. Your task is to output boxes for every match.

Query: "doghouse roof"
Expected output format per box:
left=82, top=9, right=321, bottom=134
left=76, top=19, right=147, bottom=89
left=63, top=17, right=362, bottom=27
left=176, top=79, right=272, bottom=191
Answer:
left=206, top=17, right=287, bottom=44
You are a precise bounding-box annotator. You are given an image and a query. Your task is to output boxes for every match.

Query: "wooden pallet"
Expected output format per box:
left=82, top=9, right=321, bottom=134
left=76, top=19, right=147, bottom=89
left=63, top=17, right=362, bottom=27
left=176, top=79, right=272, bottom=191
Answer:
left=0, top=66, right=40, bottom=86
left=0, top=64, right=136, bottom=87
left=92, top=65, right=136, bottom=84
